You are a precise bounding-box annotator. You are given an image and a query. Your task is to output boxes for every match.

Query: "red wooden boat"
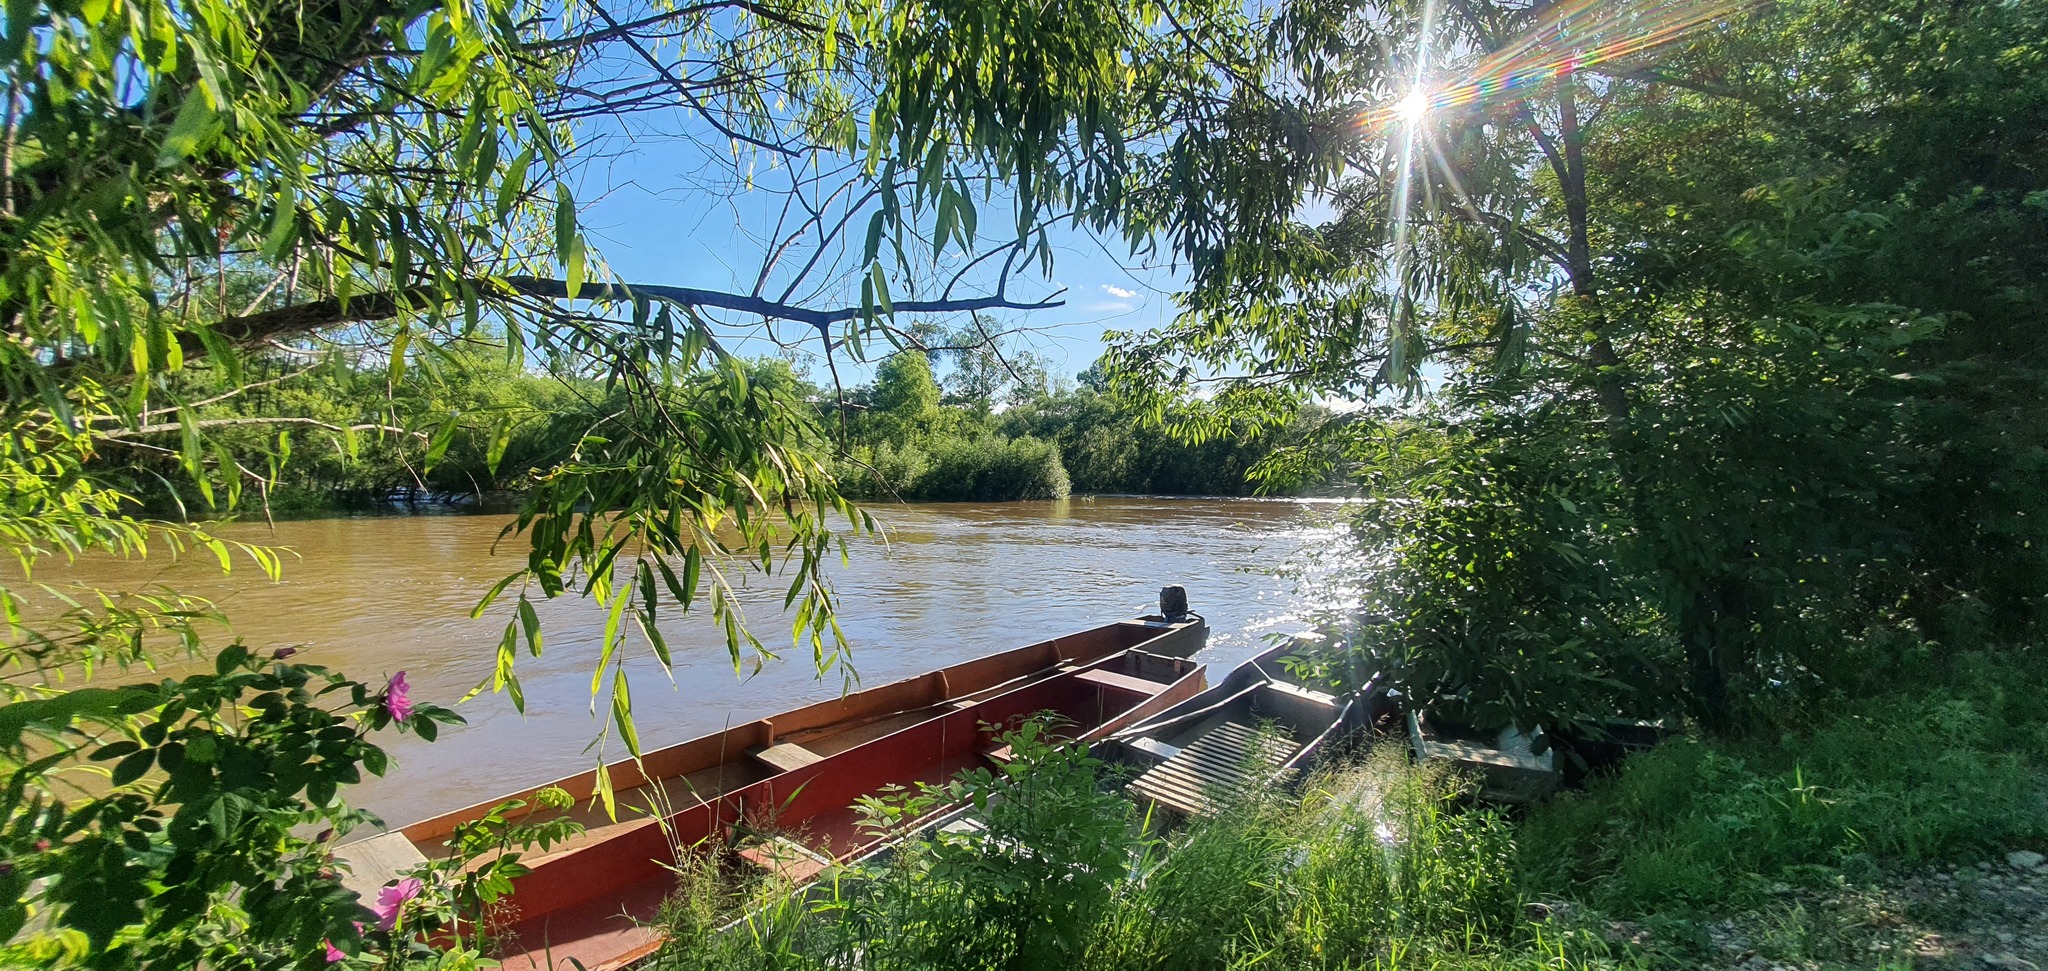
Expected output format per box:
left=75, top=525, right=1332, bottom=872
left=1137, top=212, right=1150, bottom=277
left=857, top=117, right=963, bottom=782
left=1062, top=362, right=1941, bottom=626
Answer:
left=338, top=610, right=1208, bottom=970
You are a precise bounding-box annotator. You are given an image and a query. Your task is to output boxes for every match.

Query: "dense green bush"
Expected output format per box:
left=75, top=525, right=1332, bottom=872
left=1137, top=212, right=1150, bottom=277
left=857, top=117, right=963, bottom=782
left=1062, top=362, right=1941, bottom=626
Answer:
left=917, top=435, right=1071, bottom=502
left=999, top=381, right=1331, bottom=497
left=836, top=441, right=934, bottom=499
left=0, top=645, right=465, bottom=969
left=835, top=434, right=1070, bottom=501
left=1283, top=408, right=1669, bottom=739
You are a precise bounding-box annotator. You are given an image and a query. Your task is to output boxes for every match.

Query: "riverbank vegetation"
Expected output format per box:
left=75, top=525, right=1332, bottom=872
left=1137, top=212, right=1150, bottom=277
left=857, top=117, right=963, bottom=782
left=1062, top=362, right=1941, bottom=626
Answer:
left=827, top=333, right=1333, bottom=501
left=642, top=660, right=2047, bottom=971
left=4, top=0, right=2045, bottom=967
left=97, top=326, right=1327, bottom=512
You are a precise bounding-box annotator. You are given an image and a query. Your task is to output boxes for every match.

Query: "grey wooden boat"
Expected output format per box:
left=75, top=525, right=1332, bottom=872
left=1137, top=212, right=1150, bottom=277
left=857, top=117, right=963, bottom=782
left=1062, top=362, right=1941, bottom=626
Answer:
left=1108, top=639, right=1392, bottom=817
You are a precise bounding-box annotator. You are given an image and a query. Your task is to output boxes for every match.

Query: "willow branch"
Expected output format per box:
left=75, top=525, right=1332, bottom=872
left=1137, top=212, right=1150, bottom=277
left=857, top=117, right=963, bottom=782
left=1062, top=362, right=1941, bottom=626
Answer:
left=84, top=364, right=326, bottom=424
left=188, top=277, right=1066, bottom=356
left=96, top=417, right=425, bottom=440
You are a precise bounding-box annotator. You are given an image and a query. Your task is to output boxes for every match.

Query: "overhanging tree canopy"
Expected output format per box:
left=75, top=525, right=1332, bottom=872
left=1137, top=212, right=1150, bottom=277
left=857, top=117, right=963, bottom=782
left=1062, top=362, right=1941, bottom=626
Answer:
left=0, top=0, right=1259, bottom=742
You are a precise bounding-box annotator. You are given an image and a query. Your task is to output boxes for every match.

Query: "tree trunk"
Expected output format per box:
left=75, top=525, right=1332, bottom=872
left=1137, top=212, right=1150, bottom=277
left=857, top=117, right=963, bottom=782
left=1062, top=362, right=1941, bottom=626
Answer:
left=1554, top=80, right=1744, bottom=728
left=1556, top=83, right=1636, bottom=444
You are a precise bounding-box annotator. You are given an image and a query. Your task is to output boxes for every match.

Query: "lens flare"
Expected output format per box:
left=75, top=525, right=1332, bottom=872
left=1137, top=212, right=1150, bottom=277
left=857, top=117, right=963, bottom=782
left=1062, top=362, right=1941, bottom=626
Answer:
left=1395, top=89, right=1432, bottom=125
left=1358, top=0, right=1762, bottom=133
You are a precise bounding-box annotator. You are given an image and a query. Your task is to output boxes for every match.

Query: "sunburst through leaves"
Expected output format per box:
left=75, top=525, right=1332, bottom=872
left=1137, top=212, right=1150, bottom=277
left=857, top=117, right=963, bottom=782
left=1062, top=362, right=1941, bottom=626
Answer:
left=1360, top=0, right=1765, bottom=132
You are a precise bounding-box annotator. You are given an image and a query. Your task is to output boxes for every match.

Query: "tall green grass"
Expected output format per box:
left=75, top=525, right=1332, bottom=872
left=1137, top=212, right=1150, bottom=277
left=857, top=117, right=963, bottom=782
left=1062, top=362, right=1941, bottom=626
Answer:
left=1520, top=654, right=2048, bottom=913
left=646, top=745, right=1631, bottom=971
left=1088, top=753, right=1530, bottom=971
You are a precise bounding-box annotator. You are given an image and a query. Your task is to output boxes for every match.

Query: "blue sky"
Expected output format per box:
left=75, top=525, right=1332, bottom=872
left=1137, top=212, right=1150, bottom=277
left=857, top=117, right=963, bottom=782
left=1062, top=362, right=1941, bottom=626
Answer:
left=567, top=127, right=1196, bottom=386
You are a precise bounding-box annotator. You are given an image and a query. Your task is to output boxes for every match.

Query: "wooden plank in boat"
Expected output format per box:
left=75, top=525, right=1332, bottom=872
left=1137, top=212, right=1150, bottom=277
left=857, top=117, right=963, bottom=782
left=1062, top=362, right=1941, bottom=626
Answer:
left=939, top=817, right=986, bottom=836
left=334, top=831, right=428, bottom=902
left=1265, top=680, right=1340, bottom=706
left=738, top=836, right=834, bottom=884
left=751, top=742, right=826, bottom=772
left=1407, top=713, right=1560, bottom=804
left=1122, top=736, right=1180, bottom=762
left=1074, top=667, right=1165, bottom=696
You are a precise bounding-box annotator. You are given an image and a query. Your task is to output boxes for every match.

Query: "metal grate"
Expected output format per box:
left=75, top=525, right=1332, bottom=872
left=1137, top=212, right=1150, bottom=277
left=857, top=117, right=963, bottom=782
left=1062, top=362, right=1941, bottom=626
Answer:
left=1127, top=720, right=1295, bottom=817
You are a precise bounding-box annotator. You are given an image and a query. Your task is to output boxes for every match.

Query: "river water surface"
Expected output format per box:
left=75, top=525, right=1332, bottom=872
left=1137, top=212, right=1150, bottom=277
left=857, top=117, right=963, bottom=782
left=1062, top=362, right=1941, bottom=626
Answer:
left=40, top=497, right=1347, bottom=825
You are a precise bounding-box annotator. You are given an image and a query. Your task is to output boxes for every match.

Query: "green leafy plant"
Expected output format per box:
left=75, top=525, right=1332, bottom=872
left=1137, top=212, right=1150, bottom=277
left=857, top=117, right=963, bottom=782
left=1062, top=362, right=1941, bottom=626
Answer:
left=1521, top=664, right=2048, bottom=914
left=837, top=717, right=1138, bottom=970
left=403, top=787, right=584, bottom=954
left=0, top=645, right=458, bottom=970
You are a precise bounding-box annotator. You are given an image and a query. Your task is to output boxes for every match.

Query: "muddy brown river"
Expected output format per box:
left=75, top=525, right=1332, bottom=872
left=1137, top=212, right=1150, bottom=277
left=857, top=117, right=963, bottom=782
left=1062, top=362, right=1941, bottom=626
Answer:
left=32, top=497, right=1350, bottom=826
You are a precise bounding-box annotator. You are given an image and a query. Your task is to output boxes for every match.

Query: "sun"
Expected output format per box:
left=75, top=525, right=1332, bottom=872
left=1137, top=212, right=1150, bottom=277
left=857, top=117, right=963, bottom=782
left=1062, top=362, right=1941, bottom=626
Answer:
left=1395, top=88, right=1432, bottom=125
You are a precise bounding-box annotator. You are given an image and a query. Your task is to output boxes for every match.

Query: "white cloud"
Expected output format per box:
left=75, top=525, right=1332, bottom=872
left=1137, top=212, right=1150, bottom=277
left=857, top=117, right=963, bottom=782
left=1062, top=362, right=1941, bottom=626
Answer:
left=1101, top=285, right=1138, bottom=299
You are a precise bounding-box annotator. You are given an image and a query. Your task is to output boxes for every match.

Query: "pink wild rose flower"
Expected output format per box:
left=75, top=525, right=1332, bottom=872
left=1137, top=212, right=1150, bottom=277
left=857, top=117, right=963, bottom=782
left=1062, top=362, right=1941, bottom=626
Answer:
left=373, top=878, right=423, bottom=932
left=383, top=671, right=413, bottom=722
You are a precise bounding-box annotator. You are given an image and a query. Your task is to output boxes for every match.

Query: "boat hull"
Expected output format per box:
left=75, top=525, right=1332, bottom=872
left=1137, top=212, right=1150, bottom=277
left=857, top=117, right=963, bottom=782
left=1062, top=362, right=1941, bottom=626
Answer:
left=345, top=614, right=1208, bottom=970
left=1406, top=713, right=1561, bottom=804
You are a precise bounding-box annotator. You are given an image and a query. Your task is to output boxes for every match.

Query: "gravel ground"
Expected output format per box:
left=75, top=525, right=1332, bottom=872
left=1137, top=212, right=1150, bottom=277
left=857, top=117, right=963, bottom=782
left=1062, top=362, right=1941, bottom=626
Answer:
left=1575, top=849, right=2048, bottom=970
left=1889, top=851, right=2048, bottom=971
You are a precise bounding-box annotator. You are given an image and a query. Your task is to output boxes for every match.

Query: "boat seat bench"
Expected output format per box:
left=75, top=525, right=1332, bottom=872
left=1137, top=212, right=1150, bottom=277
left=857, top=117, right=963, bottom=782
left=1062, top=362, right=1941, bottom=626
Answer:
left=333, top=831, right=429, bottom=900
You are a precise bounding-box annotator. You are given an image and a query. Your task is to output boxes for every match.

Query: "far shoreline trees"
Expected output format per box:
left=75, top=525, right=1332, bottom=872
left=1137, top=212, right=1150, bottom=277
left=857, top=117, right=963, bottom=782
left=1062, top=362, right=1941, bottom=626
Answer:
left=98, top=339, right=1337, bottom=511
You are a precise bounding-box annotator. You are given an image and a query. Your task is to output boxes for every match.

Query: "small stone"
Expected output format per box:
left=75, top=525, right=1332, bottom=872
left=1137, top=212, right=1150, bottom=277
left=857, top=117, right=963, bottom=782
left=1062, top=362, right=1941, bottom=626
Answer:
left=1980, top=954, right=2039, bottom=971
left=2009, top=850, right=2046, bottom=871
left=1524, top=901, right=1558, bottom=922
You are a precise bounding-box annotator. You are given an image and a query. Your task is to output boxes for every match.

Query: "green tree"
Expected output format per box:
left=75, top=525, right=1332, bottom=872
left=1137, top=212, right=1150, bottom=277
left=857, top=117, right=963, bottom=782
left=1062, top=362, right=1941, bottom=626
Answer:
left=929, top=316, right=1052, bottom=413
left=869, top=352, right=945, bottom=444
left=1109, top=0, right=2048, bottom=730
left=0, top=0, right=1269, bottom=962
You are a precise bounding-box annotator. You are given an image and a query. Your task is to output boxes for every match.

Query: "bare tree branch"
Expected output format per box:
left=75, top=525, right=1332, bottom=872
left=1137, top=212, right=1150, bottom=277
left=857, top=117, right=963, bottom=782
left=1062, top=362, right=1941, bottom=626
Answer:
left=95, top=417, right=425, bottom=440
left=528, top=0, right=825, bottom=53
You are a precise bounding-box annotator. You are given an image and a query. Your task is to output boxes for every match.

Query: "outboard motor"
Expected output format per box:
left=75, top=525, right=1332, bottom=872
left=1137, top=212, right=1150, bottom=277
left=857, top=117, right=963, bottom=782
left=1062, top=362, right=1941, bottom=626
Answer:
left=1159, top=583, right=1191, bottom=621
